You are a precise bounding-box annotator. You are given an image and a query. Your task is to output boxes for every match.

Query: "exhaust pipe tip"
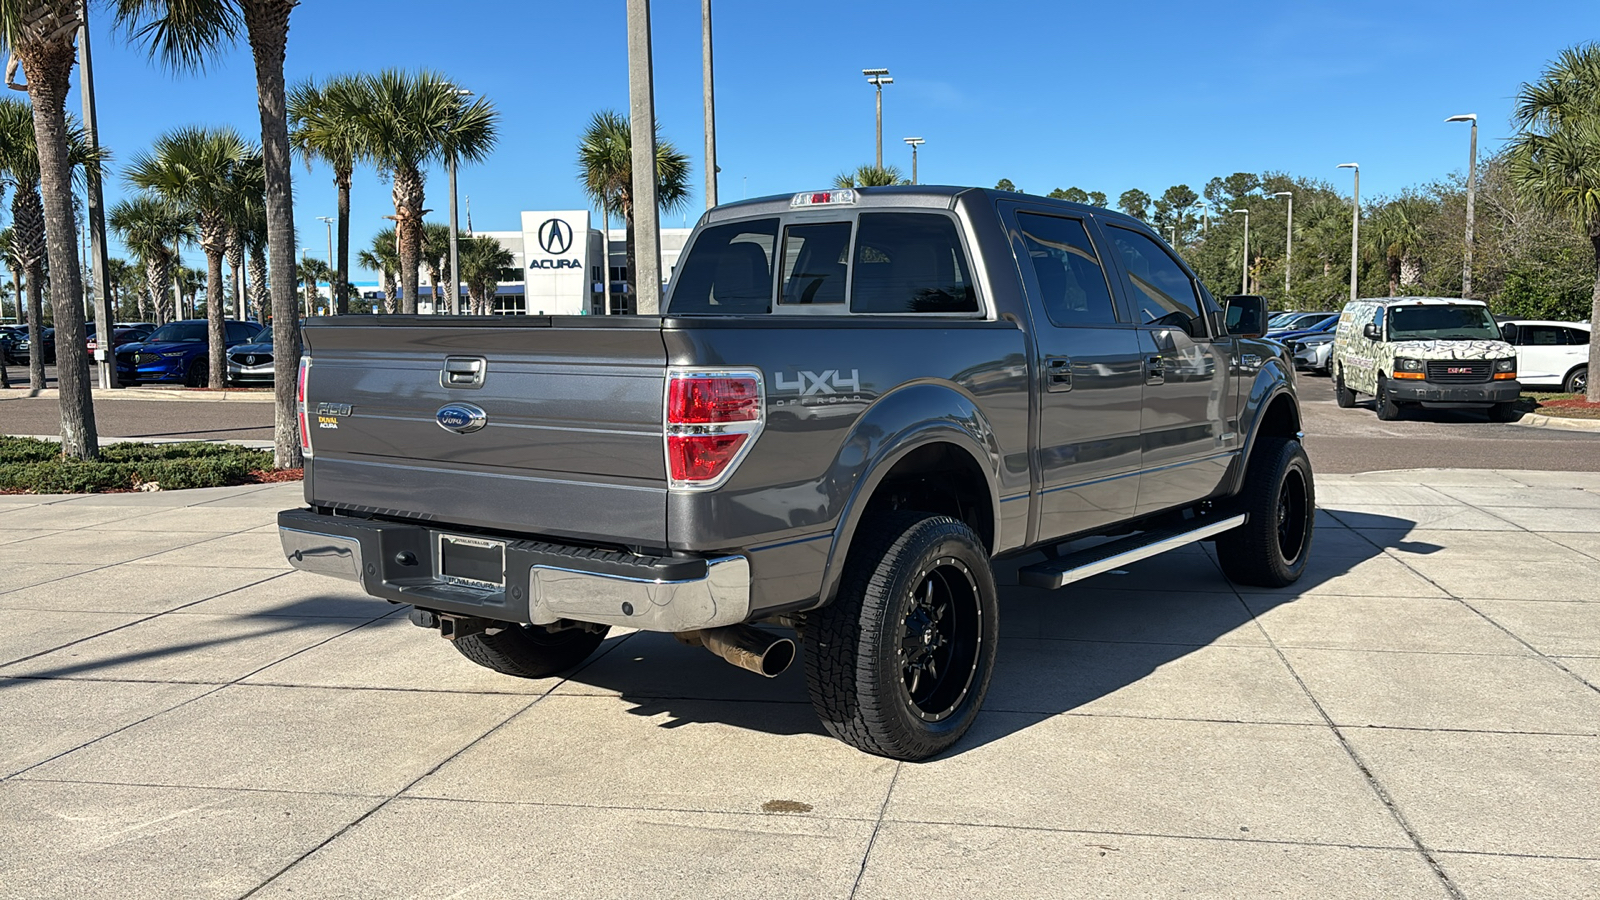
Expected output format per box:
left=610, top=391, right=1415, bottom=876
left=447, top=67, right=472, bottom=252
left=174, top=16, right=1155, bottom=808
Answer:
left=686, top=624, right=797, bottom=678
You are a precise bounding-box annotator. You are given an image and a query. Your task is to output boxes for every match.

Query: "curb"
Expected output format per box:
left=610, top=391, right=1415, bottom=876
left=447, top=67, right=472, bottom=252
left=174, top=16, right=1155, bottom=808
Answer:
left=1, top=387, right=275, bottom=403
left=1510, top=411, right=1600, bottom=432
left=11, top=434, right=275, bottom=450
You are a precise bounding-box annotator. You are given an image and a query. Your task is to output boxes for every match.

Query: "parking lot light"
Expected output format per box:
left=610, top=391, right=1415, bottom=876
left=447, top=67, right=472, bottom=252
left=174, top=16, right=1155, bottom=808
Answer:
left=863, top=68, right=893, bottom=168
left=1273, top=192, right=1293, bottom=297
left=1231, top=208, right=1250, bottom=294
left=903, top=137, right=924, bottom=184
left=1446, top=114, right=1477, bottom=298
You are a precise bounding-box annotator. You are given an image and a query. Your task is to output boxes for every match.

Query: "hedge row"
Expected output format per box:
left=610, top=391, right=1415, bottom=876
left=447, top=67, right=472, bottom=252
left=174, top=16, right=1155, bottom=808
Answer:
left=0, top=436, right=275, bottom=493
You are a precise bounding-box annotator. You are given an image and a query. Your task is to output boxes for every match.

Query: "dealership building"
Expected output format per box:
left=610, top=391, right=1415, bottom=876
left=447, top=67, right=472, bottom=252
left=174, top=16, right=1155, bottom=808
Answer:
left=397, top=210, right=692, bottom=316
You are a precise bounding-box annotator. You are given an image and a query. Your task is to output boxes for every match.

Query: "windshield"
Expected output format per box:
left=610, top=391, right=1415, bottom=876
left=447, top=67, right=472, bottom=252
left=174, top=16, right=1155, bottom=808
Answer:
left=145, top=322, right=207, bottom=343
left=1387, top=304, right=1500, bottom=341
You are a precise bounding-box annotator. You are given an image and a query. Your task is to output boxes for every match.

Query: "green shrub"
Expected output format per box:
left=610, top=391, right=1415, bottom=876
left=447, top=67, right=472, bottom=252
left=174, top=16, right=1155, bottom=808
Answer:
left=0, top=436, right=276, bottom=493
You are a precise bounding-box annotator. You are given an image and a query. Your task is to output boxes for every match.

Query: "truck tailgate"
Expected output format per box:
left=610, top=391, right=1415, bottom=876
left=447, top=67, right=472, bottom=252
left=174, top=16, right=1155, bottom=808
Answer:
left=301, top=318, right=670, bottom=546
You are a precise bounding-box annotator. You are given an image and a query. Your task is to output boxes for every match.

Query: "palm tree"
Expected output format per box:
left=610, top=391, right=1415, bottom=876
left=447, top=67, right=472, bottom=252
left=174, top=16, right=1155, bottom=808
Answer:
left=1509, top=43, right=1600, bottom=401
left=0, top=95, right=103, bottom=396
left=290, top=73, right=369, bottom=315
left=126, top=126, right=258, bottom=387
left=358, top=227, right=399, bottom=313
left=1367, top=197, right=1427, bottom=297
left=241, top=198, right=269, bottom=324
left=297, top=256, right=331, bottom=316
left=576, top=110, right=690, bottom=308
left=109, top=195, right=195, bottom=325
left=223, top=152, right=263, bottom=321
left=459, top=234, right=513, bottom=315
left=833, top=165, right=906, bottom=188
left=112, top=0, right=303, bottom=464
left=1, top=0, right=101, bottom=455
left=350, top=70, right=497, bottom=315
left=421, top=220, right=451, bottom=312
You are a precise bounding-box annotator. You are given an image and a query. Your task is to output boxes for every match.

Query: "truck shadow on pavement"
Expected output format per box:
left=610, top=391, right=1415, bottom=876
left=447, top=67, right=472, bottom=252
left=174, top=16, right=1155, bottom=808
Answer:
left=557, top=508, right=1433, bottom=756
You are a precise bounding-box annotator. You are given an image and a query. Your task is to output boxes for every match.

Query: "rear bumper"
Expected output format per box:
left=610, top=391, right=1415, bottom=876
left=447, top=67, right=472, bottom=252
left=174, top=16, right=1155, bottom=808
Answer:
left=278, top=508, right=751, bottom=632
left=1389, top=379, right=1520, bottom=406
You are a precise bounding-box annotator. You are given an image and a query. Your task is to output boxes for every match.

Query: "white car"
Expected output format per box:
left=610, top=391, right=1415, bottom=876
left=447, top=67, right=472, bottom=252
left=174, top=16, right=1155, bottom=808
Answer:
left=1498, top=320, right=1589, bottom=393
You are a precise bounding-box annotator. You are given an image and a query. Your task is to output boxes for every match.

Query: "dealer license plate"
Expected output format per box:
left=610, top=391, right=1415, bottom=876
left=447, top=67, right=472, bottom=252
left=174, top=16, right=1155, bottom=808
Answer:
left=437, top=534, right=505, bottom=590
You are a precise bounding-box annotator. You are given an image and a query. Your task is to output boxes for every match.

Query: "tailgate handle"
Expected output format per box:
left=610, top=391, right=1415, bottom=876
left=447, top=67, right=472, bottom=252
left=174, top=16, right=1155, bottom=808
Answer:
left=442, top=356, right=486, bottom=389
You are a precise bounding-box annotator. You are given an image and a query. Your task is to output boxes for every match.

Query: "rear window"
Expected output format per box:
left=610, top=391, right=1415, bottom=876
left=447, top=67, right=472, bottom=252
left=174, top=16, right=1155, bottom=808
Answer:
left=851, top=213, right=977, bottom=314
left=668, top=218, right=779, bottom=314
left=779, top=222, right=851, bottom=306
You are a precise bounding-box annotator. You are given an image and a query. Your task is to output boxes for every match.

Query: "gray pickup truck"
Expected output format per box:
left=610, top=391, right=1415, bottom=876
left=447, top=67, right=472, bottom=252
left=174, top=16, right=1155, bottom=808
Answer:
left=280, top=186, right=1314, bottom=761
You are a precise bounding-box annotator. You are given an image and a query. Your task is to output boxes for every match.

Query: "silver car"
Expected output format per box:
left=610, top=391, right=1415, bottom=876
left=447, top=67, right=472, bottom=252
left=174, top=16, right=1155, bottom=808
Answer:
left=1288, top=333, right=1334, bottom=375
left=225, top=327, right=274, bottom=385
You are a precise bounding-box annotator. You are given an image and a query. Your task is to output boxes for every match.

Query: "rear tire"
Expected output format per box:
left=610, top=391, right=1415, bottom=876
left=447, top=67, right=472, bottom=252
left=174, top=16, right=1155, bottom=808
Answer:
left=453, top=623, right=610, bottom=678
left=803, top=513, right=998, bottom=761
left=1217, top=437, right=1315, bottom=588
left=1334, top=368, right=1357, bottom=408
left=1565, top=366, right=1587, bottom=395
left=1375, top=378, right=1402, bottom=421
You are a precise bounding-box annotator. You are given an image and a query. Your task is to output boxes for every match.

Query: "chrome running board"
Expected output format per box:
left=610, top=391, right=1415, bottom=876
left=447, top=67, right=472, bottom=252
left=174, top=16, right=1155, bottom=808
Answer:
left=1018, top=514, right=1247, bottom=590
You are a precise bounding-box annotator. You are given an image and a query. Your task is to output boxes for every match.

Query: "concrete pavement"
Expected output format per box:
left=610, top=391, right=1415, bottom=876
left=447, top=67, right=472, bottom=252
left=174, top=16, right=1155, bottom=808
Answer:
left=1, top=473, right=1597, bottom=898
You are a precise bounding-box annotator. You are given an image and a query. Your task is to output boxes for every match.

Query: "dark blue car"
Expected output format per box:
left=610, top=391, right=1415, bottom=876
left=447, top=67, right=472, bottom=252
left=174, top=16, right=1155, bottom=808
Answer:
left=115, top=319, right=261, bottom=386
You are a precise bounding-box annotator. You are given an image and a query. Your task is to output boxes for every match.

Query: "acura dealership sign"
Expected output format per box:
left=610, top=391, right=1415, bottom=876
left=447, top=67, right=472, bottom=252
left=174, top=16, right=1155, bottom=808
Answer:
left=521, top=210, right=592, bottom=314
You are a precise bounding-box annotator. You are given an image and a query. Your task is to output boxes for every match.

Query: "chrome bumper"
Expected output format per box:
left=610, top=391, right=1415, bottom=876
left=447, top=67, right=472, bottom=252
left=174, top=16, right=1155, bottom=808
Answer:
left=278, top=509, right=752, bottom=632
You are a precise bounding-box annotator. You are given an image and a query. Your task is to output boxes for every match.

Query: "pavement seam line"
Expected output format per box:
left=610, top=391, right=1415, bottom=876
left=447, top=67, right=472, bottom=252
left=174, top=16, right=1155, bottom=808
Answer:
left=1217, top=550, right=1467, bottom=900
left=847, top=761, right=902, bottom=900
left=0, top=599, right=394, bottom=784
left=0, top=568, right=298, bottom=670
left=234, top=629, right=640, bottom=899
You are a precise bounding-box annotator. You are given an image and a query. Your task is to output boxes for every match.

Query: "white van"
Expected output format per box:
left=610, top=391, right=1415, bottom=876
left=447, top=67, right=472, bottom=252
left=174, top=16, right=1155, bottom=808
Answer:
left=1331, top=298, right=1520, bottom=421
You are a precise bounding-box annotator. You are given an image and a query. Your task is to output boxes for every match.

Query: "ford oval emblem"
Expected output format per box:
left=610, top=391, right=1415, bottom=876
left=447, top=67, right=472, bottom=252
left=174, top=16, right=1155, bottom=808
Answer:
left=435, top=403, right=487, bottom=434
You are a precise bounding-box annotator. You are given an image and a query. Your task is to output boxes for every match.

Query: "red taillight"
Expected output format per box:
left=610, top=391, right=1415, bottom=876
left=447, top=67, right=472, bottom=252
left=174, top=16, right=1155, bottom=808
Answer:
left=665, top=370, right=763, bottom=490
left=297, top=357, right=312, bottom=455
left=668, top=376, right=760, bottom=424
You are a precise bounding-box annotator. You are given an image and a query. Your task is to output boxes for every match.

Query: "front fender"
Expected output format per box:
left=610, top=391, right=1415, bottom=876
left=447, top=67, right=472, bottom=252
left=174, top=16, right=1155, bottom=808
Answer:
left=1225, top=352, right=1302, bottom=496
left=809, top=381, right=1002, bottom=611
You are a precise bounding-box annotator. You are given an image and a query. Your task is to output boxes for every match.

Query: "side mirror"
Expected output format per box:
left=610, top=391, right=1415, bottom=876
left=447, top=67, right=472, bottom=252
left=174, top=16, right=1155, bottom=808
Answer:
left=1224, top=295, right=1267, bottom=337
left=1363, top=322, right=1381, bottom=341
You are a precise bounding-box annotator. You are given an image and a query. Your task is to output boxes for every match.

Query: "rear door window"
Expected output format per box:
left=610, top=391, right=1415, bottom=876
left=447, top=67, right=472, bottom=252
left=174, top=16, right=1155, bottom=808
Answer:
left=1104, top=226, right=1204, bottom=335
left=779, top=222, right=852, bottom=306
left=851, top=213, right=978, bottom=314
left=667, top=218, right=779, bottom=314
left=1016, top=213, right=1118, bottom=326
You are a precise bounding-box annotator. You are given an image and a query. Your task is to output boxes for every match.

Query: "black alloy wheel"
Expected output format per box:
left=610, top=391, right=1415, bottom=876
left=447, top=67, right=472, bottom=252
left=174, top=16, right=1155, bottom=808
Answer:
left=898, top=558, right=983, bottom=723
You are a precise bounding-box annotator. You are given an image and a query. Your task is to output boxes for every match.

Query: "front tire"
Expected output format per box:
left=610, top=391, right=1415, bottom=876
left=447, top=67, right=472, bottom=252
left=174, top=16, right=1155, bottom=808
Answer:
left=1334, top=368, right=1357, bottom=408
left=1489, top=401, right=1521, bottom=423
left=803, top=513, right=998, bottom=761
left=1217, top=437, right=1315, bottom=588
left=453, top=622, right=610, bottom=678
left=184, top=359, right=208, bottom=388
left=1375, top=377, right=1402, bottom=420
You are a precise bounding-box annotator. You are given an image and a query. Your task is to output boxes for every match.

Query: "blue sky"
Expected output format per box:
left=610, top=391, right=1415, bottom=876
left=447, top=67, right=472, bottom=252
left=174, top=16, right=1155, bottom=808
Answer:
left=64, top=0, right=1600, bottom=281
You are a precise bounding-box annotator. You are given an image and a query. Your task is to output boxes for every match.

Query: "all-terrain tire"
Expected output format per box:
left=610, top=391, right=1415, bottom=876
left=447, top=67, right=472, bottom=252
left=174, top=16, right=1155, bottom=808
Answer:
left=1334, top=368, right=1357, bottom=408
left=803, top=513, right=998, bottom=761
left=453, top=623, right=610, bottom=678
left=1216, top=437, right=1316, bottom=588
left=1375, top=377, right=1403, bottom=421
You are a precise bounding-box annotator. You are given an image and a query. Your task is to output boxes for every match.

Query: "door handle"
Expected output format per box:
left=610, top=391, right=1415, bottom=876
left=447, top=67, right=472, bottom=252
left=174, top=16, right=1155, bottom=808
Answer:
left=1044, top=357, right=1072, bottom=392
left=1145, top=356, right=1165, bottom=386
left=441, top=356, right=486, bottom=389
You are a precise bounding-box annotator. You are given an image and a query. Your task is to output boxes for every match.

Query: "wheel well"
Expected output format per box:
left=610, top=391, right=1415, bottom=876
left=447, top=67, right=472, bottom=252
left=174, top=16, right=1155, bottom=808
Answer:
left=1257, top=393, right=1301, bottom=442
left=861, top=443, right=994, bottom=553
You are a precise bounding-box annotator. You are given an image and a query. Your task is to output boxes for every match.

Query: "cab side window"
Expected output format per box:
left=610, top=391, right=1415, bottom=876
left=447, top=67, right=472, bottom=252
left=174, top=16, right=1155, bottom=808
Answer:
left=1104, top=226, right=1204, bottom=336
left=1016, top=213, right=1118, bottom=326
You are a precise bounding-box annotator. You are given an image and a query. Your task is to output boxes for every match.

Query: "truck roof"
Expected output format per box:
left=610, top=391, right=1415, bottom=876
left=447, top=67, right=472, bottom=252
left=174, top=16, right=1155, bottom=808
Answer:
left=703, top=185, right=1144, bottom=229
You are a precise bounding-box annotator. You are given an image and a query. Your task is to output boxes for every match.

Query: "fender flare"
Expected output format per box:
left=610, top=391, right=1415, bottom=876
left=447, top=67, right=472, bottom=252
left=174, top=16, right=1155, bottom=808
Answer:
left=808, top=383, right=1002, bottom=611
left=1224, top=369, right=1303, bottom=497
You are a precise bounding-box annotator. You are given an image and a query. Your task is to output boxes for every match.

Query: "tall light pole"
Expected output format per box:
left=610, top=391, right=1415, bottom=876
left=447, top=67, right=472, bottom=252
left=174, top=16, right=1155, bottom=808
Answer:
left=1446, top=114, right=1477, bottom=298
left=317, top=216, right=334, bottom=315
left=78, top=0, right=116, bottom=387
left=702, top=0, right=717, bottom=209
left=626, top=0, right=664, bottom=314
left=1338, top=163, right=1360, bottom=303
left=1232, top=209, right=1250, bottom=294
left=447, top=87, right=471, bottom=316
left=863, top=68, right=893, bottom=168
left=903, top=137, right=924, bottom=184
left=1273, top=191, right=1293, bottom=298
left=1191, top=200, right=1207, bottom=234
